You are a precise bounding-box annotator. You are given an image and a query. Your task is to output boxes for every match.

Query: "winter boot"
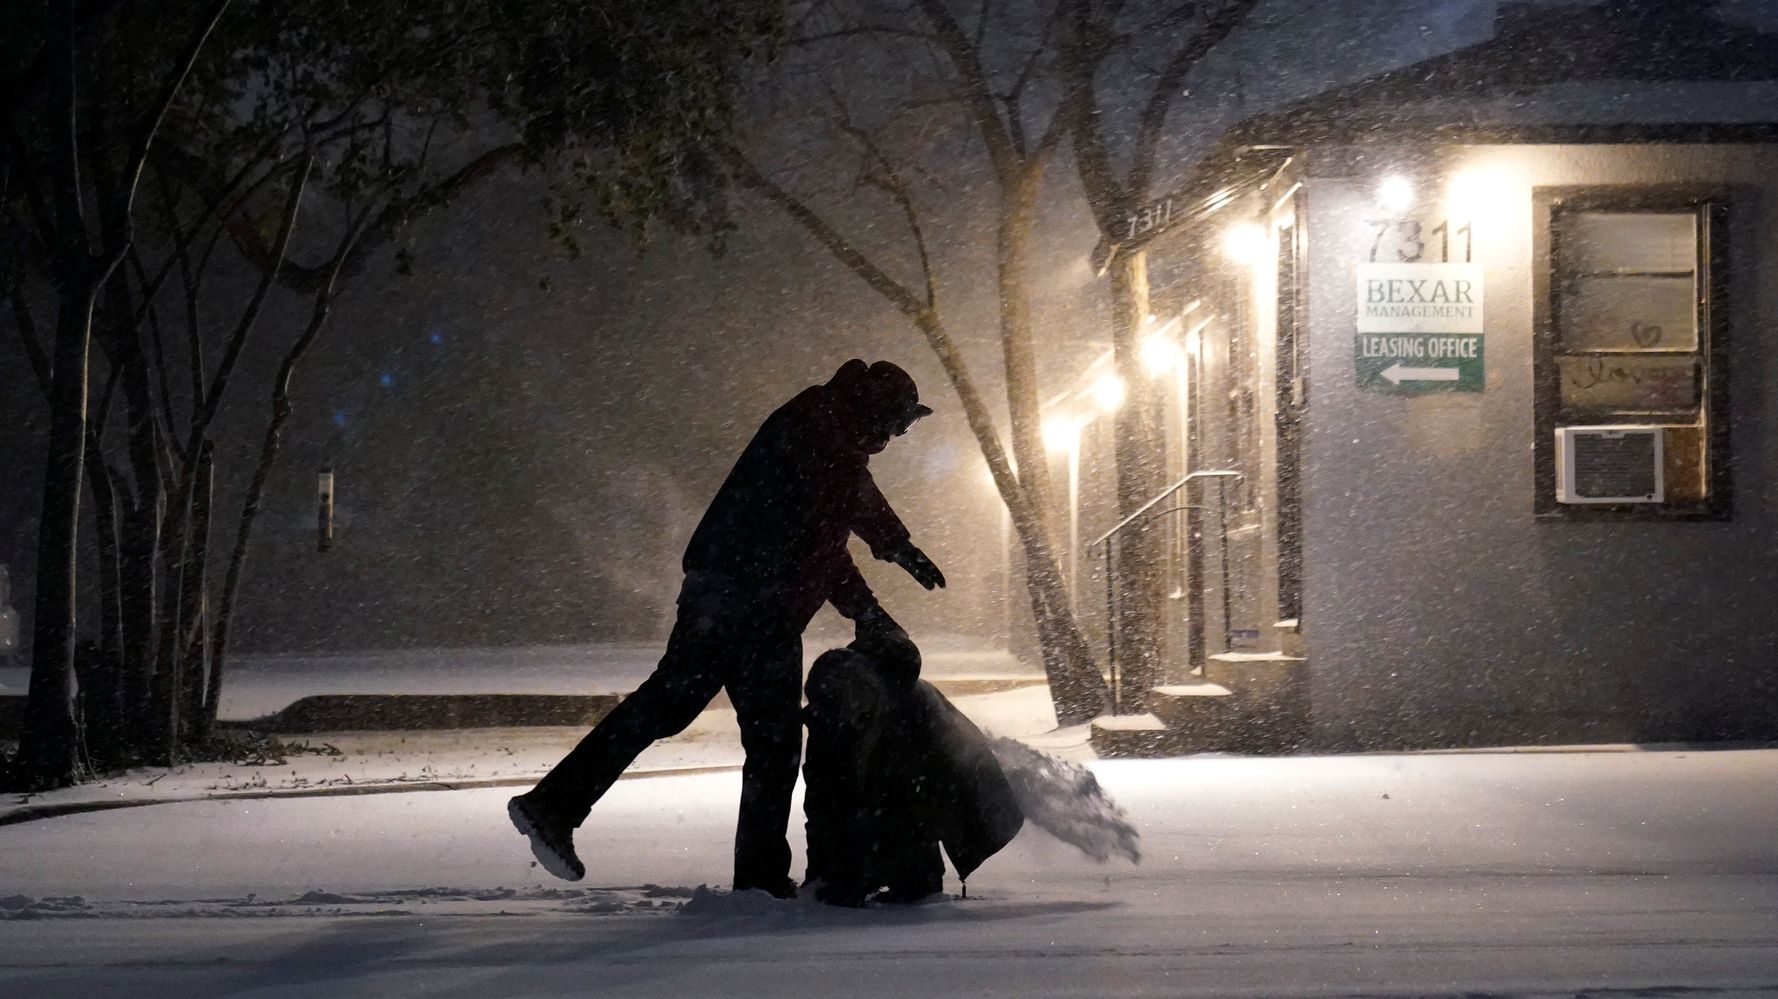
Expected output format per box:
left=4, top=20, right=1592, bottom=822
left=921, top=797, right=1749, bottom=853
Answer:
left=733, top=875, right=798, bottom=900
left=508, top=793, right=585, bottom=882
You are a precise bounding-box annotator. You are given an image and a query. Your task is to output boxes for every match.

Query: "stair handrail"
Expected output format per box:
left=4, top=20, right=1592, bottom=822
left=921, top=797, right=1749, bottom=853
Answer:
left=1089, top=469, right=1240, bottom=550
left=1091, top=467, right=1242, bottom=715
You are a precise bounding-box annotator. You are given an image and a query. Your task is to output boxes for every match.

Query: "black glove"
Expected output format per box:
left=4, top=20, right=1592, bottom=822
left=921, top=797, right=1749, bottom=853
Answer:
left=885, top=541, right=946, bottom=590
left=853, top=604, right=906, bottom=644
left=852, top=605, right=920, bottom=689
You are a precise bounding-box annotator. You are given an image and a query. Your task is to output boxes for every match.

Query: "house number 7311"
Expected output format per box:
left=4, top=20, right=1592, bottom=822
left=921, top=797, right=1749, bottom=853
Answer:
left=1365, top=218, right=1472, bottom=263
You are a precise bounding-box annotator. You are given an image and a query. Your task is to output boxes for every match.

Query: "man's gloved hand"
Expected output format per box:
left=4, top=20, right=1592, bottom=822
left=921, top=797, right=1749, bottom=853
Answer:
left=852, top=605, right=920, bottom=689
left=885, top=541, right=946, bottom=590
left=853, top=604, right=906, bottom=644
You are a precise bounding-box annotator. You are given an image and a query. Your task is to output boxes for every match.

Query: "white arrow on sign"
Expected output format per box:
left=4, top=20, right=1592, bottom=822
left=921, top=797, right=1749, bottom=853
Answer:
left=1382, top=362, right=1460, bottom=384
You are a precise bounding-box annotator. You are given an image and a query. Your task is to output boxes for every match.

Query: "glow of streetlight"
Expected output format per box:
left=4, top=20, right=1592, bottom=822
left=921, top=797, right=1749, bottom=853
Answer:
left=1090, top=373, right=1126, bottom=412
left=1042, top=413, right=1083, bottom=452
left=1377, top=173, right=1414, bottom=212
left=1221, top=223, right=1267, bottom=264
left=1140, top=332, right=1181, bottom=376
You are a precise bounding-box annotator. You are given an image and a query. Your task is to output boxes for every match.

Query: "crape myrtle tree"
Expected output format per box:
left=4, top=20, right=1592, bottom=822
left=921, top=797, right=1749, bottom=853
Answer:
left=1, top=0, right=786, bottom=790
left=1060, top=0, right=1261, bottom=703
left=717, top=0, right=1114, bottom=725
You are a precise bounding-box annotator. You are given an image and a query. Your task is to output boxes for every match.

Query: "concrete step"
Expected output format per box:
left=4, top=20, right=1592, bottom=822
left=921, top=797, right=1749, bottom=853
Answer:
left=1205, top=651, right=1309, bottom=752
left=1146, top=681, right=1234, bottom=737
left=1275, top=619, right=1306, bottom=659
left=1206, top=651, right=1307, bottom=701
left=1088, top=712, right=1172, bottom=758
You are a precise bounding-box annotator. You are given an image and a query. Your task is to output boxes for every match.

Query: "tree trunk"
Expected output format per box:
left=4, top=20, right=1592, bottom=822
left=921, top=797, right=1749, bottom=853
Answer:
left=82, top=454, right=129, bottom=766
left=181, top=445, right=214, bottom=743
left=995, top=170, right=1110, bottom=725
left=18, top=287, right=99, bottom=789
left=1108, top=249, right=1167, bottom=709
left=908, top=307, right=1109, bottom=727
left=119, top=492, right=163, bottom=745
left=153, top=468, right=199, bottom=763
left=995, top=176, right=1056, bottom=539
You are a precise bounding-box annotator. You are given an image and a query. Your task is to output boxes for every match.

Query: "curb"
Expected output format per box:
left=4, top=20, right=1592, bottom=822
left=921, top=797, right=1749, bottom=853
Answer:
left=0, top=763, right=740, bottom=829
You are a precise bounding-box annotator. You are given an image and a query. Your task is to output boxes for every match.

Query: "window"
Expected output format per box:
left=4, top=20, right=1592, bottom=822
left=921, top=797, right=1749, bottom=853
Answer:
left=1533, top=187, right=1729, bottom=519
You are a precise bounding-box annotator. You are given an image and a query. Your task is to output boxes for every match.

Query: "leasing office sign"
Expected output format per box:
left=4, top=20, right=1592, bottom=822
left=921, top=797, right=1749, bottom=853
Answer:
left=1355, top=263, right=1484, bottom=393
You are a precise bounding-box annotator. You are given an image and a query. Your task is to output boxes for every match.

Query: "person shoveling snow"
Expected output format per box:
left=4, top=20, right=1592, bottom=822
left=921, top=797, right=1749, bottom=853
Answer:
left=507, top=360, right=946, bottom=896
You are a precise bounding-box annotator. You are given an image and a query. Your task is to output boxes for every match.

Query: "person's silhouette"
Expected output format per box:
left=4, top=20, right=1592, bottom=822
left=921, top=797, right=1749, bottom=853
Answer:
left=509, top=359, right=944, bottom=895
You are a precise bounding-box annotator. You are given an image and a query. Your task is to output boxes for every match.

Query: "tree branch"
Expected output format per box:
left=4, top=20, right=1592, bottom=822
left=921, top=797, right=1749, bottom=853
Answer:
left=912, top=0, right=1018, bottom=185
left=830, top=102, right=938, bottom=311
left=191, top=152, right=311, bottom=438
left=126, top=246, right=183, bottom=460
left=222, top=142, right=522, bottom=294
left=1125, top=0, right=1259, bottom=198
left=715, top=139, right=927, bottom=320
left=209, top=203, right=375, bottom=722
left=112, top=0, right=235, bottom=250
left=10, top=283, right=52, bottom=396
left=1061, top=0, right=1130, bottom=233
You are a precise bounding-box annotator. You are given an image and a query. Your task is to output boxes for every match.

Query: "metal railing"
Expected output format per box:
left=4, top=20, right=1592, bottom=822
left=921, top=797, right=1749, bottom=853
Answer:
left=1089, top=469, right=1241, bottom=714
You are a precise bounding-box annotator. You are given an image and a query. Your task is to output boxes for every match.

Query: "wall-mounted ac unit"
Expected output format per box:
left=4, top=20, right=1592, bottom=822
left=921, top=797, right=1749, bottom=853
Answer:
left=1556, top=426, right=1664, bottom=504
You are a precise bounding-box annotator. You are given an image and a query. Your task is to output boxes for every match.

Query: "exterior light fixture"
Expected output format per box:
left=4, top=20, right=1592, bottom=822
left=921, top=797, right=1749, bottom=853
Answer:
left=1140, top=333, right=1181, bottom=376
left=1377, top=174, right=1415, bottom=212
left=1446, top=167, right=1506, bottom=217
left=1221, top=223, right=1267, bottom=264
left=1184, top=329, right=1203, bottom=356
left=1091, top=373, right=1126, bottom=412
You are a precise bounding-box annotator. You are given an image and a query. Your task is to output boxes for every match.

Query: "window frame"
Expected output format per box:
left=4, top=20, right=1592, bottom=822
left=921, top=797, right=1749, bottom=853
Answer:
left=1532, top=185, right=1731, bottom=521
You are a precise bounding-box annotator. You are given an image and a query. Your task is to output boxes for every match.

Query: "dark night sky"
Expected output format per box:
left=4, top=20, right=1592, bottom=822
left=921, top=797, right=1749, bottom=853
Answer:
left=7, top=0, right=1777, bottom=655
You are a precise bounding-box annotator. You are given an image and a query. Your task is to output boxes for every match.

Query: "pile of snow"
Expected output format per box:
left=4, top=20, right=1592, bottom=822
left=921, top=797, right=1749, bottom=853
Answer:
left=991, top=737, right=1141, bottom=864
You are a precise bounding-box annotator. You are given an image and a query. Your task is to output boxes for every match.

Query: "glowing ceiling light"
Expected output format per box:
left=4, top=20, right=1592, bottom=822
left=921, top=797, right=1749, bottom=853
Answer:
left=1140, top=333, right=1181, bottom=376
left=1377, top=174, right=1415, bottom=212
left=1090, top=373, right=1126, bottom=412
left=1221, top=223, right=1267, bottom=264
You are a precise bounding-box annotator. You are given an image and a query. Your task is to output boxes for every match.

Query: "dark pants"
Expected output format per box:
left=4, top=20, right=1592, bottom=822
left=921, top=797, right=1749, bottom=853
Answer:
left=530, top=575, right=805, bottom=886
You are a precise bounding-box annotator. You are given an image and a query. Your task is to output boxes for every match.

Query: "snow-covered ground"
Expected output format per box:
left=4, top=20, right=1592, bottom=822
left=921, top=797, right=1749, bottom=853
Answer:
left=0, top=635, right=1039, bottom=720
left=0, top=685, right=1068, bottom=818
left=3, top=746, right=1777, bottom=997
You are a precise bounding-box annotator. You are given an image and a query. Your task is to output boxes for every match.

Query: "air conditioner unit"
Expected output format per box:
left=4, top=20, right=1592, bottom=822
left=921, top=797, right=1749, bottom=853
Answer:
left=1555, top=426, right=1664, bottom=504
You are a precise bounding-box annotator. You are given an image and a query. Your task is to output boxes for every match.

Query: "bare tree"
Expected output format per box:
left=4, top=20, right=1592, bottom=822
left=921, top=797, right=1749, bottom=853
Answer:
left=1061, top=0, right=1261, bottom=701
left=721, top=0, right=1112, bottom=725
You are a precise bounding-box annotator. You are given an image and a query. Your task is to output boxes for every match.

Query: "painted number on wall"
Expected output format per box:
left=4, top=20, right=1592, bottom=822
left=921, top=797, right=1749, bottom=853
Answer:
left=1365, top=219, right=1472, bottom=263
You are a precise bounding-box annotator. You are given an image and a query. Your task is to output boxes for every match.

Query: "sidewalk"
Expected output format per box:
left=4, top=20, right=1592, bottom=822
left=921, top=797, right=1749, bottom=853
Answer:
left=1, top=684, right=1072, bottom=826
left=0, top=635, right=1042, bottom=727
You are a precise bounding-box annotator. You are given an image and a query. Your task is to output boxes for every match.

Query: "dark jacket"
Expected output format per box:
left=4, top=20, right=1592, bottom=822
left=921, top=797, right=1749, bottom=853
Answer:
left=683, top=368, right=911, bottom=626
left=803, top=647, right=1025, bottom=896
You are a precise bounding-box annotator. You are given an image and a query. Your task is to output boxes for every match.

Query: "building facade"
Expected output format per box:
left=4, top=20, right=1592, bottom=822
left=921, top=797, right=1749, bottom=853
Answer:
left=1078, top=2, right=1778, bottom=750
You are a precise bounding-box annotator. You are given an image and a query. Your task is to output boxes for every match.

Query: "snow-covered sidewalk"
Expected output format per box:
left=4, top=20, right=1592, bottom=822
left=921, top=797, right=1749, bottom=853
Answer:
left=0, top=634, right=1040, bottom=723
left=0, top=686, right=1070, bottom=822
left=3, top=748, right=1776, bottom=997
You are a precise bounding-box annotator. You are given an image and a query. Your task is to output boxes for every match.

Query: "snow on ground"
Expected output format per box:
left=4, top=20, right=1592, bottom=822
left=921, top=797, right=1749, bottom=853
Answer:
left=0, top=685, right=1067, bottom=817
left=0, top=634, right=1038, bottom=721
left=2, top=749, right=1777, bottom=997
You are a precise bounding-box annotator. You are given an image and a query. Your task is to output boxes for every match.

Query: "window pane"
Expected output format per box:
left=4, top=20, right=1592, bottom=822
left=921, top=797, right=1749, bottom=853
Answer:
left=1559, top=275, right=1697, bottom=351
left=1559, top=212, right=1696, bottom=273
left=1557, top=353, right=1700, bottom=414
